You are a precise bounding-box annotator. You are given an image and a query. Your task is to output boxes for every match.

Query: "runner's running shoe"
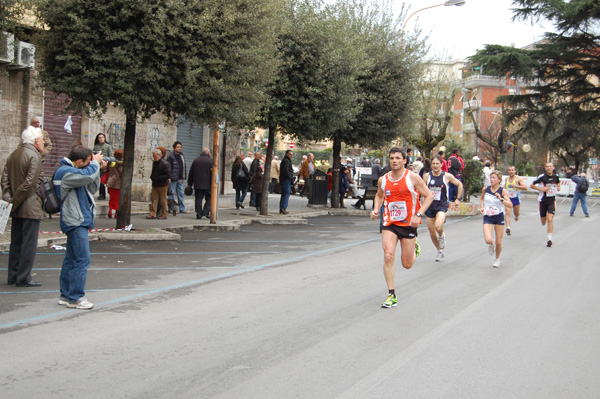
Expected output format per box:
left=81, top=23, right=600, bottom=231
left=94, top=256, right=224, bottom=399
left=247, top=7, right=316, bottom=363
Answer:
left=493, top=258, right=500, bottom=268
left=546, top=240, right=552, bottom=247
left=488, top=244, right=495, bottom=255
left=435, top=251, right=444, bottom=262
left=438, top=233, right=446, bottom=249
left=415, top=239, right=421, bottom=258
left=381, top=294, right=397, bottom=308
left=506, top=227, right=511, bottom=236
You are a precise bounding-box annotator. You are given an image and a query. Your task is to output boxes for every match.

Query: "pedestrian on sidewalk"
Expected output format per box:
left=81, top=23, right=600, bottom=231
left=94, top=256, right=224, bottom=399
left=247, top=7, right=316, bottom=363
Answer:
left=93, top=133, right=113, bottom=200
left=339, top=166, right=349, bottom=208
left=167, top=141, right=187, bottom=214
left=188, top=148, right=212, bottom=219
left=2, top=126, right=45, bottom=287
left=279, top=150, right=294, bottom=214
left=249, top=166, right=264, bottom=211
left=29, top=116, right=52, bottom=158
left=270, top=155, right=280, bottom=194
left=231, top=155, right=250, bottom=209
left=569, top=172, right=590, bottom=217
left=54, top=146, right=105, bottom=309
left=147, top=148, right=171, bottom=220
left=249, top=152, right=262, bottom=207
left=106, top=148, right=124, bottom=219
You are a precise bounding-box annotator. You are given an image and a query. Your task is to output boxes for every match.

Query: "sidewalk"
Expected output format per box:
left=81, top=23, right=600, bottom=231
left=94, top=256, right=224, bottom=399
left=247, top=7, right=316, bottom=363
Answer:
left=0, top=193, right=371, bottom=250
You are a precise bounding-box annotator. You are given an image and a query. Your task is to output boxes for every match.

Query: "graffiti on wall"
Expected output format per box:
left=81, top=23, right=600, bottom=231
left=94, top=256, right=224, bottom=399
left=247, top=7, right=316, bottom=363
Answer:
left=102, top=122, right=125, bottom=149
left=148, top=126, right=161, bottom=151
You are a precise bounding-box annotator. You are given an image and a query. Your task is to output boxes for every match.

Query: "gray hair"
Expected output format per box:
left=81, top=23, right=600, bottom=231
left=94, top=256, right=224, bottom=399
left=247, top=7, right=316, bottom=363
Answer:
left=21, top=126, right=43, bottom=145
left=152, top=148, right=163, bottom=157
left=374, top=159, right=380, bottom=164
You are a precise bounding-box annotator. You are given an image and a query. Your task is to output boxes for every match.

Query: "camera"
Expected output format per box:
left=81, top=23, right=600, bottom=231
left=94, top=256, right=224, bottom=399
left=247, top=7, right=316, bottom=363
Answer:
left=93, top=151, right=117, bottom=166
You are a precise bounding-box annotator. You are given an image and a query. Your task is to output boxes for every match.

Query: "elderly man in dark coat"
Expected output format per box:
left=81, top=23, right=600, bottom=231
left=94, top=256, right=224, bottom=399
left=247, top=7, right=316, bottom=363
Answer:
left=1, top=126, right=45, bottom=286
left=188, top=148, right=213, bottom=219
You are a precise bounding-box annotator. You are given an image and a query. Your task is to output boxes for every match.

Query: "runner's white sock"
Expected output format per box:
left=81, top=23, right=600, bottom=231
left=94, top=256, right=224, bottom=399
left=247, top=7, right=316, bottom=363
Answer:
left=548, top=234, right=552, bottom=240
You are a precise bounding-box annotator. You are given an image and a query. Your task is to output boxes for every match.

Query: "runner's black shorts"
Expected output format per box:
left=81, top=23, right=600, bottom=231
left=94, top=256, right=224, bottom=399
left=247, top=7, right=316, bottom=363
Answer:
left=382, top=224, right=418, bottom=240
left=425, top=207, right=448, bottom=218
left=539, top=199, right=556, bottom=217
left=483, top=214, right=505, bottom=225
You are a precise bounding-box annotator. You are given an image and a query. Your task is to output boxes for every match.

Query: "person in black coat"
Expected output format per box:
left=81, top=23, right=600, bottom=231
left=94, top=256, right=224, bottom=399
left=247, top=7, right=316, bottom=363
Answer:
left=249, top=167, right=264, bottom=212
left=231, top=155, right=250, bottom=210
left=279, top=150, right=294, bottom=214
left=188, top=148, right=213, bottom=219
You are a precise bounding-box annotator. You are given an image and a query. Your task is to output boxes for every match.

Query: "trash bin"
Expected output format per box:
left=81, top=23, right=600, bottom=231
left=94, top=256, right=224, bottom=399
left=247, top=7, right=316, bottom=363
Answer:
left=308, top=169, right=328, bottom=205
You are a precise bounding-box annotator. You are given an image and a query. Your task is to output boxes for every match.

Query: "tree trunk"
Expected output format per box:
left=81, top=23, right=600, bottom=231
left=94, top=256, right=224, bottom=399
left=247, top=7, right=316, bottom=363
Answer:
left=260, top=123, right=276, bottom=215
left=210, top=125, right=220, bottom=224
left=116, top=113, right=136, bottom=229
left=331, top=138, right=341, bottom=208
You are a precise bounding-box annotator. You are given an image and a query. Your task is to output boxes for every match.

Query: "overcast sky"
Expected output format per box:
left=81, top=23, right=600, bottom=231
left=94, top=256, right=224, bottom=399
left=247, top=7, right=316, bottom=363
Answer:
left=397, top=0, right=555, bottom=60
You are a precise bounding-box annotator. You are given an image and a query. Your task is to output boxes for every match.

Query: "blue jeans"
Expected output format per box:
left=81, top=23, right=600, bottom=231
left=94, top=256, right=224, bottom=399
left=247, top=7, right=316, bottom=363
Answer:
left=60, top=227, right=91, bottom=302
left=170, top=180, right=186, bottom=212
left=279, top=179, right=291, bottom=210
left=235, top=188, right=248, bottom=207
left=570, top=191, right=589, bottom=215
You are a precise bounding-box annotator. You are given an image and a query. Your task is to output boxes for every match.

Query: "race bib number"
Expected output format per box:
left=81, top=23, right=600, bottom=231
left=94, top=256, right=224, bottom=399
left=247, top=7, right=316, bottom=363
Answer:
left=508, top=188, right=518, bottom=198
left=387, top=201, right=408, bottom=221
left=485, top=204, right=501, bottom=216
left=547, top=184, right=557, bottom=196
left=430, top=186, right=442, bottom=201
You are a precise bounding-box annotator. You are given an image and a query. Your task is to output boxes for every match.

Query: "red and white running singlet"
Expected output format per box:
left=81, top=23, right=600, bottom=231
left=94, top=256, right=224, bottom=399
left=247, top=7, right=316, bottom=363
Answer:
left=381, top=169, right=421, bottom=227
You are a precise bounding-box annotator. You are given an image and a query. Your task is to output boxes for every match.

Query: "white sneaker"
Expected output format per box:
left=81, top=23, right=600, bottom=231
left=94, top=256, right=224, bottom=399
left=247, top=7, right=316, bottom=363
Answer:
left=66, top=298, right=94, bottom=310
left=506, top=227, right=511, bottom=236
left=438, top=233, right=446, bottom=249
left=435, top=251, right=444, bottom=262
left=58, top=297, right=68, bottom=306
left=488, top=244, right=495, bottom=256
left=493, top=258, right=500, bottom=268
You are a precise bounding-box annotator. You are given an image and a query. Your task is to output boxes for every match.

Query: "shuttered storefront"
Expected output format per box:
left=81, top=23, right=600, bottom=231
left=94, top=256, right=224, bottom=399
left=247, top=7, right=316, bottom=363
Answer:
left=176, top=117, right=205, bottom=177
left=41, top=91, right=82, bottom=178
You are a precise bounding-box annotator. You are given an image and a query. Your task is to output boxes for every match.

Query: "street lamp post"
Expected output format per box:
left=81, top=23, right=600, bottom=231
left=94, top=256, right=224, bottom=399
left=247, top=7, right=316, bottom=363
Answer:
left=401, top=0, right=466, bottom=48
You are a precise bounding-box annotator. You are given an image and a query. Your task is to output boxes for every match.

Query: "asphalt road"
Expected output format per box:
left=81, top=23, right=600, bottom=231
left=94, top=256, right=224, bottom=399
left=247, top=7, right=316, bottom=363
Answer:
left=1, top=198, right=599, bottom=398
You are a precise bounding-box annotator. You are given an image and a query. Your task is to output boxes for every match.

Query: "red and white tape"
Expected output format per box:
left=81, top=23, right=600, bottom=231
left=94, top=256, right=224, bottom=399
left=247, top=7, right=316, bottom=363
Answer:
left=5, top=224, right=133, bottom=234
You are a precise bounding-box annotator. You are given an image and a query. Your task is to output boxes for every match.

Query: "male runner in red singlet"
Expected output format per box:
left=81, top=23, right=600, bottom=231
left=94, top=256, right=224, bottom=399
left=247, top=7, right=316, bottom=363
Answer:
left=370, top=148, right=433, bottom=308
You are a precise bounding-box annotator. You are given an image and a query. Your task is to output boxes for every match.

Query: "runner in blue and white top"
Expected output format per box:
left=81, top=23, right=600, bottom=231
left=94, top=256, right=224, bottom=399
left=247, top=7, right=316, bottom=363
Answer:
left=422, top=155, right=463, bottom=262
left=529, top=162, right=560, bottom=248
left=479, top=169, right=512, bottom=268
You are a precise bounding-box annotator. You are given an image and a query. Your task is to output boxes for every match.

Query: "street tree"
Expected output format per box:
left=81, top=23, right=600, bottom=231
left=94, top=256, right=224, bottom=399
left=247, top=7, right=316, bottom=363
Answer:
left=326, top=0, right=425, bottom=207
left=0, top=0, right=35, bottom=32
left=36, top=0, right=281, bottom=228
left=408, top=62, right=456, bottom=159
left=258, top=0, right=369, bottom=213
left=468, top=0, right=600, bottom=168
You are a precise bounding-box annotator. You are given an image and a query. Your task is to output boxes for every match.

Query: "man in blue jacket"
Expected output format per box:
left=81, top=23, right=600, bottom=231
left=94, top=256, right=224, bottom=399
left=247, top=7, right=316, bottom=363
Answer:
left=54, top=146, right=105, bottom=310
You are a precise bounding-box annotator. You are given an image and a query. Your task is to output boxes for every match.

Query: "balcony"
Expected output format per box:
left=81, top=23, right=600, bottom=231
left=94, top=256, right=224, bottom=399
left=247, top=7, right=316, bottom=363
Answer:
left=462, top=99, right=481, bottom=109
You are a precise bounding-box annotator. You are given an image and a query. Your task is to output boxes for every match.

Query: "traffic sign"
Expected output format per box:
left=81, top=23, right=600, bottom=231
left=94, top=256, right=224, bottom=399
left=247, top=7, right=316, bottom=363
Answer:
left=289, top=143, right=295, bottom=149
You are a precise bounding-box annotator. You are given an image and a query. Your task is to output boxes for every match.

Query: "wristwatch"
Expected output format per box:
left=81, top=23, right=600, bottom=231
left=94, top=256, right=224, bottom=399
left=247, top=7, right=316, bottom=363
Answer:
left=416, top=212, right=422, bottom=217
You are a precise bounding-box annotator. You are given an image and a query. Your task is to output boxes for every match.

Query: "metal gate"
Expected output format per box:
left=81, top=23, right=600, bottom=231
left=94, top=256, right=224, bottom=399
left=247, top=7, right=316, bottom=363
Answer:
left=176, top=117, right=205, bottom=176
